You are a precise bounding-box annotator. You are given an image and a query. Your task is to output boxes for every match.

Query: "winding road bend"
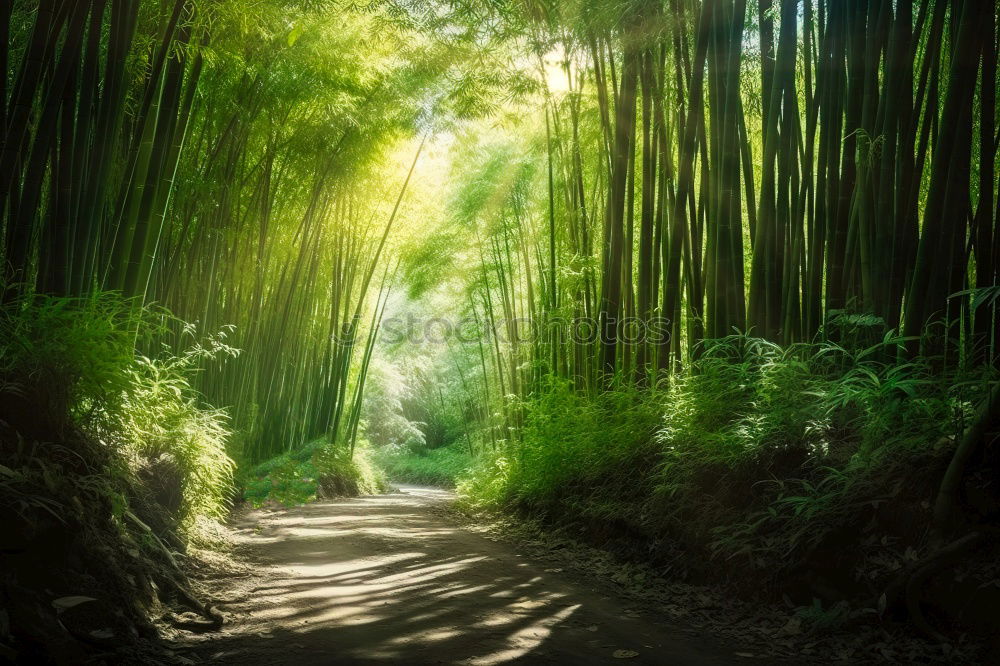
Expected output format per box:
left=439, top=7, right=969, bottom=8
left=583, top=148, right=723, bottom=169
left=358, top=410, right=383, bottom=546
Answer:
left=190, top=485, right=744, bottom=665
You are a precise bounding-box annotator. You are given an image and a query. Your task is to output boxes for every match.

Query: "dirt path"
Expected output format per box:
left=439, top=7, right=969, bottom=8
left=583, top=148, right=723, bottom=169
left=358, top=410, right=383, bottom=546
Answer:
left=184, top=486, right=750, bottom=665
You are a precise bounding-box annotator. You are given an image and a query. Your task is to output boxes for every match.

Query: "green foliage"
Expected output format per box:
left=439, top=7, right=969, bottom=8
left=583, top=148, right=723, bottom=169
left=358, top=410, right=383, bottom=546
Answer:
left=651, top=334, right=968, bottom=565
left=0, top=292, right=243, bottom=660
left=361, top=358, right=430, bottom=448
left=242, top=439, right=326, bottom=506
left=0, top=291, right=148, bottom=421
left=374, top=441, right=474, bottom=487
left=459, top=334, right=989, bottom=589
left=793, top=599, right=855, bottom=635
left=0, top=291, right=236, bottom=528
left=314, top=441, right=388, bottom=496
left=459, top=377, right=663, bottom=515
left=110, top=351, right=237, bottom=524
left=243, top=439, right=387, bottom=506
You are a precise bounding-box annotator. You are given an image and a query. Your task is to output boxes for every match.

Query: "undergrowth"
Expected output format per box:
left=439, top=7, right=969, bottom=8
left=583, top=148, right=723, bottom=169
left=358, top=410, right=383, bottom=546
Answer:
left=242, top=439, right=387, bottom=506
left=459, top=333, right=996, bottom=608
left=0, top=290, right=239, bottom=659
left=373, top=441, right=474, bottom=487
left=0, top=292, right=237, bottom=530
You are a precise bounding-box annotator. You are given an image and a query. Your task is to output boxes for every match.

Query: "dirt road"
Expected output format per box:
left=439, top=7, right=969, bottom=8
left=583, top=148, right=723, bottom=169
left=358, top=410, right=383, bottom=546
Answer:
left=186, top=486, right=747, bottom=665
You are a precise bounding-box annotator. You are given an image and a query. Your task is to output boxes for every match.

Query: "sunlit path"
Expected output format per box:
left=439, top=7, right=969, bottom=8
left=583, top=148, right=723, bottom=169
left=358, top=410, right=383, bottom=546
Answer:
left=187, top=486, right=738, bottom=665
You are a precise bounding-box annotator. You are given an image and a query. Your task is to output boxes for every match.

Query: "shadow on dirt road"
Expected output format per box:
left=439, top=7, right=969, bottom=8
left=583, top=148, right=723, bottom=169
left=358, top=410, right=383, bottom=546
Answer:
left=183, top=485, right=746, bottom=665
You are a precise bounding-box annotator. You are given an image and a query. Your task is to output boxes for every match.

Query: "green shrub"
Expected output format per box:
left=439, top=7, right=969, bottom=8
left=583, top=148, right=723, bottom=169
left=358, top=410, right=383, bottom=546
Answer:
left=459, top=378, right=663, bottom=517
left=374, top=441, right=474, bottom=487
left=315, top=441, right=388, bottom=496
left=241, top=439, right=324, bottom=506
left=458, top=333, right=991, bottom=591
left=242, top=438, right=387, bottom=506
left=654, top=335, right=980, bottom=574
left=0, top=291, right=237, bottom=529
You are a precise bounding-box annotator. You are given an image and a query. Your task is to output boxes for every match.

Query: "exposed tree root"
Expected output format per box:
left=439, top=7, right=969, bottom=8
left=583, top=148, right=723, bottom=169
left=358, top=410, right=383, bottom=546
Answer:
left=124, top=510, right=224, bottom=631
left=932, top=385, right=1000, bottom=537
left=903, top=531, right=983, bottom=643
left=888, top=383, right=1000, bottom=643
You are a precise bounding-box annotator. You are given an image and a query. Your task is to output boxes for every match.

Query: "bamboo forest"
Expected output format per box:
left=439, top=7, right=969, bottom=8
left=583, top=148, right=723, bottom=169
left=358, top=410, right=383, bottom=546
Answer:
left=2, top=0, right=1000, bottom=663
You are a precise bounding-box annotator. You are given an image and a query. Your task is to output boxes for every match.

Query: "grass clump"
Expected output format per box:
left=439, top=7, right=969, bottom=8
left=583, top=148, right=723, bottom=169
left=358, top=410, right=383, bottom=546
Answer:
left=111, top=343, right=237, bottom=527
left=314, top=441, right=388, bottom=497
left=0, top=291, right=237, bottom=529
left=242, top=438, right=326, bottom=506
left=459, top=379, right=663, bottom=528
left=374, top=441, right=474, bottom=487
left=242, top=439, right=387, bottom=506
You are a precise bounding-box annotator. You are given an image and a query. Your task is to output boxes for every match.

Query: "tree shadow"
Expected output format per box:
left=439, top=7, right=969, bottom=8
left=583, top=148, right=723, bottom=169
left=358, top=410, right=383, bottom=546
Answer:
left=180, top=487, right=733, bottom=665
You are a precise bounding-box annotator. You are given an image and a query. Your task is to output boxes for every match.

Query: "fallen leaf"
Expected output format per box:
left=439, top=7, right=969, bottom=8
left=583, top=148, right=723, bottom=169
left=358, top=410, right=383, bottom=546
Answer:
left=52, top=596, right=97, bottom=613
left=613, top=649, right=639, bottom=659
left=776, top=617, right=801, bottom=636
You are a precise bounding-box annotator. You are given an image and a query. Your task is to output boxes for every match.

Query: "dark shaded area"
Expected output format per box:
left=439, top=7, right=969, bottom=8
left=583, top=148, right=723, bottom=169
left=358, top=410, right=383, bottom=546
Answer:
left=503, top=426, right=1000, bottom=655
left=0, top=372, right=214, bottom=664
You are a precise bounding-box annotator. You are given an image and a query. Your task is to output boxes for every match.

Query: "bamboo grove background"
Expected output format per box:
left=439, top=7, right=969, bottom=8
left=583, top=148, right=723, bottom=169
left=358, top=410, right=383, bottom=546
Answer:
left=0, top=0, right=512, bottom=462
left=399, top=0, right=1000, bottom=443
left=2, top=0, right=999, bottom=461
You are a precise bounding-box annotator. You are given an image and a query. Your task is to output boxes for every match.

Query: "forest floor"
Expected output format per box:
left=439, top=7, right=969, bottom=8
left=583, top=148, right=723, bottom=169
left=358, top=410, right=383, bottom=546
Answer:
left=170, top=485, right=767, bottom=665
left=164, top=485, right=974, bottom=665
